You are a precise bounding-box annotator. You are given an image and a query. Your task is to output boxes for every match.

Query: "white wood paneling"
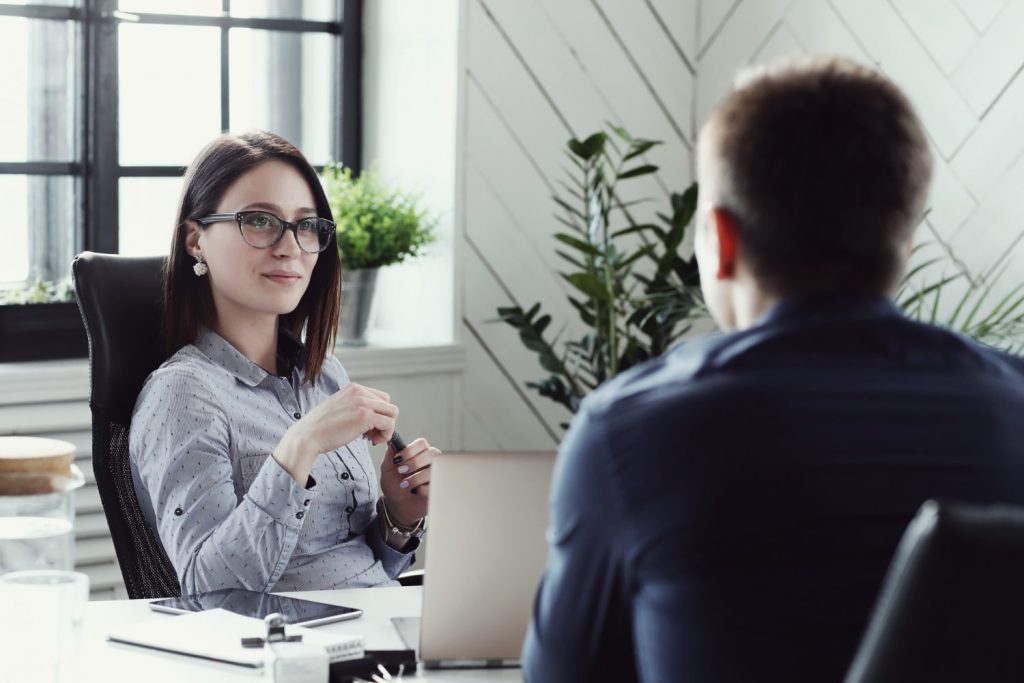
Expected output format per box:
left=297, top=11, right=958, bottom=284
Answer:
left=956, top=0, right=1009, bottom=33
left=831, top=0, right=977, bottom=159
left=650, top=0, right=699, bottom=65
left=460, top=0, right=1024, bottom=452
left=892, top=0, right=977, bottom=76
left=952, top=0, right=1024, bottom=116
left=694, top=0, right=793, bottom=124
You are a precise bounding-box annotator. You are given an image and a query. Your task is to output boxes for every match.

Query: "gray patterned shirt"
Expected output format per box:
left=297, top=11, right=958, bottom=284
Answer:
left=129, top=328, right=413, bottom=595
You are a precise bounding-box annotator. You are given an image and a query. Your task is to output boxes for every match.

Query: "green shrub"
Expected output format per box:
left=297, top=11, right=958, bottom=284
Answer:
left=322, top=165, right=436, bottom=270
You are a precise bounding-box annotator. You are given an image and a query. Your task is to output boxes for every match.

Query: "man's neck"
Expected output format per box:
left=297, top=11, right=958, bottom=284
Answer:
left=730, top=283, right=780, bottom=330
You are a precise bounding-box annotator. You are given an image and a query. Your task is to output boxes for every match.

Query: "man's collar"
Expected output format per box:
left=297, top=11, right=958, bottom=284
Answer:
left=755, top=291, right=902, bottom=329
left=194, top=326, right=307, bottom=386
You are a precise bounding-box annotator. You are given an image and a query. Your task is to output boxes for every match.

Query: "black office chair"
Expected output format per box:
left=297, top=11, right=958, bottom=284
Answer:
left=844, top=500, right=1024, bottom=683
left=73, top=251, right=181, bottom=599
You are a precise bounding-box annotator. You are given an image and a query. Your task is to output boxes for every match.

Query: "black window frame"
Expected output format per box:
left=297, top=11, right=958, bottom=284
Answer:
left=0, top=0, right=363, bottom=363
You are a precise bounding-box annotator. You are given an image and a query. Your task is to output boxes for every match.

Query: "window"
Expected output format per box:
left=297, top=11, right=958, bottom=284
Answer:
left=0, top=0, right=362, bottom=360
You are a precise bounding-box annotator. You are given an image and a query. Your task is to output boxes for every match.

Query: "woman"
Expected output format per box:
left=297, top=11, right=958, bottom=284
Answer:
left=129, top=131, right=434, bottom=595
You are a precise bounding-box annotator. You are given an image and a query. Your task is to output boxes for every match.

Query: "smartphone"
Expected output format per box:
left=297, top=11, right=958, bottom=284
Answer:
left=149, top=588, right=363, bottom=627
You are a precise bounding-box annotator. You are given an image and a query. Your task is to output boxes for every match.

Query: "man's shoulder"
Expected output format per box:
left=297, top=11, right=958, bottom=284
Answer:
left=584, top=332, right=749, bottom=409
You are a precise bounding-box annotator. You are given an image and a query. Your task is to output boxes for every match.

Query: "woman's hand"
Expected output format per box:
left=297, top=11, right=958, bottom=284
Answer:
left=275, top=383, right=398, bottom=484
left=380, top=437, right=437, bottom=526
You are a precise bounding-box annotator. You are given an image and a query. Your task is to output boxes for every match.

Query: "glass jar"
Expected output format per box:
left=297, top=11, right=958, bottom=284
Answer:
left=0, top=437, right=85, bottom=575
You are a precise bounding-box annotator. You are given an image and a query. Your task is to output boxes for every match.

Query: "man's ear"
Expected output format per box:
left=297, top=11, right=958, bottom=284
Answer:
left=710, top=207, right=739, bottom=280
left=184, top=221, right=202, bottom=258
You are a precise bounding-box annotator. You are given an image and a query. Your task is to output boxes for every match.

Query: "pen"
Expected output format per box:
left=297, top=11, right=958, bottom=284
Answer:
left=389, top=429, right=407, bottom=458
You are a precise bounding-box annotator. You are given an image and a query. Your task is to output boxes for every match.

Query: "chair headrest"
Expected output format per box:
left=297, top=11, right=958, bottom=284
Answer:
left=72, top=252, right=166, bottom=425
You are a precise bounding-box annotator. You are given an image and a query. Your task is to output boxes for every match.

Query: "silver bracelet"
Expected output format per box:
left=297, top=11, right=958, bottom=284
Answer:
left=378, top=497, right=425, bottom=539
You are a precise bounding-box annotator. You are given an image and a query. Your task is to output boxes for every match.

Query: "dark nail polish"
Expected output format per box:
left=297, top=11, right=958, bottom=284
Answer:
left=393, top=455, right=403, bottom=465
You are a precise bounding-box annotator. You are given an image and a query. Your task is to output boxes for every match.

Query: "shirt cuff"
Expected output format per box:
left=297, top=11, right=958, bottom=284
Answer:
left=245, top=455, right=319, bottom=530
left=367, top=513, right=417, bottom=578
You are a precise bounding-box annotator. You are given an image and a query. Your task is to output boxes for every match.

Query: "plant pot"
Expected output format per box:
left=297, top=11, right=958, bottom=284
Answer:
left=339, top=268, right=379, bottom=346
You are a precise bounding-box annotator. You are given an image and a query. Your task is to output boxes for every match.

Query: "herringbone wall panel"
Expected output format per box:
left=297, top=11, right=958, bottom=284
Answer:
left=460, top=0, right=1024, bottom=448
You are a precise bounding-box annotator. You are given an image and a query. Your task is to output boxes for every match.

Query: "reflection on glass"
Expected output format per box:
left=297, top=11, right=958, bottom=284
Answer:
left=118, top=0, right=223, bottom=16
left=232, top=0, right=338, bottom=22
left=119, top=24, right=220, bottom=166
left=0, top=17, right=76, bottom=162
left=0, top=176, right=76, bottom=286
left=229, top=29, right=333, bottom=165
left=119, top=177, right=185, bottom=257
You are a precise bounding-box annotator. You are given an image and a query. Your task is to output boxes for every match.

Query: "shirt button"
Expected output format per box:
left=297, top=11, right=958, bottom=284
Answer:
left=295, top=511, right=305, bottom=520
left=174, top=507, right=184, bottom=516
left=303, top=499, right=310, bottom=507
left=293, top=412, right=301, bottom=419
left=340, top=472, right=350, bottom=480
left=344, top=505, right=354, bottom=514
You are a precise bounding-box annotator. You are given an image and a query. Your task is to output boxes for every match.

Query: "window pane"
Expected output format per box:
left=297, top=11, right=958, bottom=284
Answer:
left=0, top=175, right=76, bottom=287
left=118, top=0, right=223, bottom=16
left=229, top=29, right=334, bottom=165
left=119, top=177, right=185, bottom=257
left=0, top=17, right=77, bottom=162
left=232, top=0, right=338, bottom=22
left=0, top=0, right=76, bottom=6
left=119, top=24, right=221, bottom=166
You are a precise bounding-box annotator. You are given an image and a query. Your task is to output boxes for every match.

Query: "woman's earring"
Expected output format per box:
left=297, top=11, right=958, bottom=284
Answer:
left=193, top=256, right=208, bottom=277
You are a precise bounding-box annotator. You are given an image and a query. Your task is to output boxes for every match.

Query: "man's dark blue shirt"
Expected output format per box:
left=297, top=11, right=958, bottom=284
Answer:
left=522, top=294, right=1024, bottom=682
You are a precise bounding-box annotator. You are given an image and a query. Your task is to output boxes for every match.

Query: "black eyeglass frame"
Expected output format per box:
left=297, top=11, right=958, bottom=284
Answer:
left=196, top=211, right=337, bottom=254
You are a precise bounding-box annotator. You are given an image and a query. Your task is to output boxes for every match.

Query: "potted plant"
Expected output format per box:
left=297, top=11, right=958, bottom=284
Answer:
left=496, top=126, right=705, bottom=427
left=0, top=279, right=87, bottom=362
left=322, top=165, right=436, bottom=345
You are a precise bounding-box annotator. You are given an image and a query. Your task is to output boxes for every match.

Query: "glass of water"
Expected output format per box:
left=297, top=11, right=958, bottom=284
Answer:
left=0, top=569, right=90, bottom=683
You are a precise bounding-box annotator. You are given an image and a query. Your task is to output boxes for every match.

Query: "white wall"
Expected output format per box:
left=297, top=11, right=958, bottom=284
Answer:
left=458, top=0, right=1024, bottom=449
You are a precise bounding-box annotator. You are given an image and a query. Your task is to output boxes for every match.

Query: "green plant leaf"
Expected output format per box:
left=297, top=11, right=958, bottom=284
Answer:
left=563, top=272, right=606, bottom=300
left=555, top=249, right=586, bottom=269
left=554, top=233, right=601, bottom=257
left=617, top=164, right=658, bottom=179
left=569, top=132, right=607, bottom=161
left=611, top=223, right=661, bottom=239
left=553, top=196, right=586, bottom=221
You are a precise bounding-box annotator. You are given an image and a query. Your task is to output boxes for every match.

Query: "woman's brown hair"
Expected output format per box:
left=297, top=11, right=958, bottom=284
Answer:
left=162, top=131, right=341, bottom=383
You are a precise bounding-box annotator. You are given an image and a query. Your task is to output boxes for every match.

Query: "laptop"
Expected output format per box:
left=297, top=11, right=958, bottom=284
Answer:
left=393, top=451, right=556, bottom=669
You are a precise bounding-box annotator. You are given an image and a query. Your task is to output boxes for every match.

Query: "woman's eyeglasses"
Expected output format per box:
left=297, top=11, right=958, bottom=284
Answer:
left=196, top=211, right=336, bottom=254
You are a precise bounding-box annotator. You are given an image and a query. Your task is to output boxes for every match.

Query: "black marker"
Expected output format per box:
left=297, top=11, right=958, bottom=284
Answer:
left=389, top=429, right=407, bottom=464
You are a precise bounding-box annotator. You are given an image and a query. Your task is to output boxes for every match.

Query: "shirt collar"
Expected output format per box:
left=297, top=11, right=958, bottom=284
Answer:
left=194, top=326, right=307, bottom=387
left=754, top=291, right=902, bottom=330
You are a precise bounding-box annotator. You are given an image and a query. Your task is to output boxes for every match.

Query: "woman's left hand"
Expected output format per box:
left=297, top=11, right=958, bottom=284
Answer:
left=380, top=437, right=436, bottom=526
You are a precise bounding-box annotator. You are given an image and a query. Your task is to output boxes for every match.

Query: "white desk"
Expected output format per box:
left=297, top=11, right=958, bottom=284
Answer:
left=74, top=587, right=523, bottom=682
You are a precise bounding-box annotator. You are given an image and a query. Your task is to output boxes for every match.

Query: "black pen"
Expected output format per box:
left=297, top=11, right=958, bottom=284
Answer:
left=389, top=429, right=407, bottom=462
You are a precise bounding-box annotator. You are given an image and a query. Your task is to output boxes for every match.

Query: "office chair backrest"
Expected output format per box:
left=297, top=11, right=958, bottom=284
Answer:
left=73, top=251, right=181, bottom=599
left=844, top=500, right=1024, bottom=683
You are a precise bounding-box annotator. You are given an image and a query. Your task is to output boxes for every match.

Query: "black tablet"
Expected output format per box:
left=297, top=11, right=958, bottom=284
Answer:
left=149, top=588, right=363, bottom=627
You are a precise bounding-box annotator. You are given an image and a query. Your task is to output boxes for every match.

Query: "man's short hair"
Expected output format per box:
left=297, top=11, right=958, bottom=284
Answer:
left=704, top=56, right=933, bottom=296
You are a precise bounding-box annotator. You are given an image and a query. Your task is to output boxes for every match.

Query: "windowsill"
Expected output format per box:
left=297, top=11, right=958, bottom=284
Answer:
left=0, top=342, right=465, bottom=406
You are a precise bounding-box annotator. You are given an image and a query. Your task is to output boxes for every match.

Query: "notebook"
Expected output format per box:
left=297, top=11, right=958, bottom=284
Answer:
left=107, top=608, right=364, bottom=668
left=415, top=451, right=555, bottom=668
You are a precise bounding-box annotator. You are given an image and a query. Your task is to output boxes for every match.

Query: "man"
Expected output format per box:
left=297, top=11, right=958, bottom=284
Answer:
left=522, top=56, right=1024, bottom=682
